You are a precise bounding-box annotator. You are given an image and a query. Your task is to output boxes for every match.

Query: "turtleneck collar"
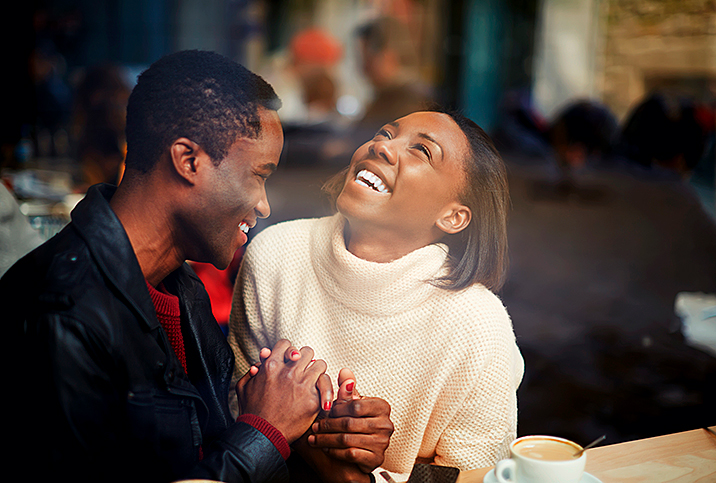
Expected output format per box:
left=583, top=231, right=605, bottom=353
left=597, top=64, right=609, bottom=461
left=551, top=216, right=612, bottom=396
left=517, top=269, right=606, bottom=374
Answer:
left=309, top=214, right=450, bottom=316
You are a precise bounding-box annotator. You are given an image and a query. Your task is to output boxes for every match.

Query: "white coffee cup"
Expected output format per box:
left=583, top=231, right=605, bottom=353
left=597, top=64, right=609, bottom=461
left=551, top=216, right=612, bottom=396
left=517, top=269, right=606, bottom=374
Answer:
left=495, top=435, right=586, bottom=483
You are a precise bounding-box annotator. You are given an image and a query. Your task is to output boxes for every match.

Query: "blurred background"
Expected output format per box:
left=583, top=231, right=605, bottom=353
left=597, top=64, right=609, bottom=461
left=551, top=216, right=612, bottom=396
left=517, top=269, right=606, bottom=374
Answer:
left=2, top=0, right=715, bottom=451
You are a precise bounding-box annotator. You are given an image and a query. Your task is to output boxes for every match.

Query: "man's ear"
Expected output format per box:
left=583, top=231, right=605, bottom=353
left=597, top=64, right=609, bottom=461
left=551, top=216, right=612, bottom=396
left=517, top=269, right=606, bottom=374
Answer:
left=436, top=203, right=472, bottom=235
left=169, top=138, right=210, bottom=185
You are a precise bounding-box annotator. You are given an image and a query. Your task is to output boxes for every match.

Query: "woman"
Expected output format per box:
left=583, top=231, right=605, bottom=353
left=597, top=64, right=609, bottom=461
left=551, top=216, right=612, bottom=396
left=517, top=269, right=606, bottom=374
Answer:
left=228, top=109, right=523, bottom=474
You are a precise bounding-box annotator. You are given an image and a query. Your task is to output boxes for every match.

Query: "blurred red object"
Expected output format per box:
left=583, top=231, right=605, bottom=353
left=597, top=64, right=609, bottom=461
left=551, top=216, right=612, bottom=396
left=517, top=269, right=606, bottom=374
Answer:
left=189, top=248, right=244, bottom=331
left=290, top=28, right=343, bottom=66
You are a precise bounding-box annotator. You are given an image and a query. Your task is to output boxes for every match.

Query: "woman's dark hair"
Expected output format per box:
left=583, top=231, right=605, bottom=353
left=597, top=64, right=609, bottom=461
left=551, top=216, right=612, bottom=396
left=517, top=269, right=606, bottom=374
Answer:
left=323, top=108, right=509, bottom=292
left=125, top=50, right=281, bottom=173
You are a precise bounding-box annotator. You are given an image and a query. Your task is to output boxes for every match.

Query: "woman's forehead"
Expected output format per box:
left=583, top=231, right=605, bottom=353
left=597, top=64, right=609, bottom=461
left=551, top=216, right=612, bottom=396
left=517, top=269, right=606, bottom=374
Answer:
left=393, top=111, right=469, bottom=158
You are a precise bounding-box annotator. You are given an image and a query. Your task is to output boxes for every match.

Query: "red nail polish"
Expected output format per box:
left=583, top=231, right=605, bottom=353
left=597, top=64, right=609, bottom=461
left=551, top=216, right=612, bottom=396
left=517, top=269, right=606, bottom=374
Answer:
left=323, top=401, right=332, bottom=411
left=346, top=382, right=354, bottom=392
left=291, top=350, right=300, bottom=357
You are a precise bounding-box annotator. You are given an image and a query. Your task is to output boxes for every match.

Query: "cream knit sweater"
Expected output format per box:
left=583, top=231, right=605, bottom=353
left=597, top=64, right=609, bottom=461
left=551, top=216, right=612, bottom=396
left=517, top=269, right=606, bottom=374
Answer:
left=228, top=214, right=523, bottom=473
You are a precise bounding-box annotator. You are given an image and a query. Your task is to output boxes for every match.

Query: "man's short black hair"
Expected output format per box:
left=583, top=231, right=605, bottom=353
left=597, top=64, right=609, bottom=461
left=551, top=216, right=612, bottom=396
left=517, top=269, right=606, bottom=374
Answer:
left=125, top=50, right=281, bottom=172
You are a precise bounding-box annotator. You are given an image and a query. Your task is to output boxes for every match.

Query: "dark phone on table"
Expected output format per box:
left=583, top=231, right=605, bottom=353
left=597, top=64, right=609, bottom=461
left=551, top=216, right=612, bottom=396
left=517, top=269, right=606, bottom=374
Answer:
left=405, top=464, right=460, bottom=483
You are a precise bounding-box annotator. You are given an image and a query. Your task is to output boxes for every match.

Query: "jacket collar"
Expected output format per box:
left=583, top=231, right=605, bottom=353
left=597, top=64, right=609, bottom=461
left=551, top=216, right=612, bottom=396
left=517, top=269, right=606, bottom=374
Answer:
left=71, top=183, right=160, bottom=331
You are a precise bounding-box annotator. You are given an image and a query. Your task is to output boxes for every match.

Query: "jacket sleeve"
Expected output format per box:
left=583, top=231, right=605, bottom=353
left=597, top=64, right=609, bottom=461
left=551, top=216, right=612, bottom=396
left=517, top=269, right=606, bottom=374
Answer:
left=18, top=312, right=288, bottom=483
left=188, top=421, right=289, bottom=483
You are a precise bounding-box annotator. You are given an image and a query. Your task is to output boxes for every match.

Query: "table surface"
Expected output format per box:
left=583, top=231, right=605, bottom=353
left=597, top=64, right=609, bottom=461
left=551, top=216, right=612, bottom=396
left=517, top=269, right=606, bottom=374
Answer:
left=457, top=426, right=716, bottom=483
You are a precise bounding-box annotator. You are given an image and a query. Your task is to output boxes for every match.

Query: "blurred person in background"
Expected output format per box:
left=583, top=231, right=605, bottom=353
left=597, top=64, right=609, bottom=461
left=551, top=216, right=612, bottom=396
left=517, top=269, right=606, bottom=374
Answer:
left=274, top=27, right=351, bottom=167
left=0, top=182, right=43, bottom=277
left=544, top=100, right=619, bottom=197
left=72, top=64, right=131, bottom=188
left=4, top=50, right=392, bottom=483
left=617, top=91, right=710, bottom=181
left=230, top=109, right=523, bottom=477
left=353, top=17, right=434, bottom=140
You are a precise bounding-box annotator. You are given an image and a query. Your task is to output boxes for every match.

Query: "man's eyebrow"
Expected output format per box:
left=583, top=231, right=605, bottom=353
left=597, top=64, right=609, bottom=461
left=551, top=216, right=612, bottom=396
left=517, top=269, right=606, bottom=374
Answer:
left=259, top=163, right=278, bottom=173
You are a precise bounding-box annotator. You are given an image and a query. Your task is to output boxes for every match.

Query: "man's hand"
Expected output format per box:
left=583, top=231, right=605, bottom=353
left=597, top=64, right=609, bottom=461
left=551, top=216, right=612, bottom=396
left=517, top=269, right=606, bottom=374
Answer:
left=308, top=368, right=394, bottom=473
left=236, top=339, right=332, bottom=443
left=247, top=345, right=334, bottom=411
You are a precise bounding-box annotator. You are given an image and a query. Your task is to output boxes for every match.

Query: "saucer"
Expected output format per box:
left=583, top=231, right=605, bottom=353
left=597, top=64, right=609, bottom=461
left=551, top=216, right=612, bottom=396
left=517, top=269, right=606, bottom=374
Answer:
left=482, top=468, right=602, bottom=483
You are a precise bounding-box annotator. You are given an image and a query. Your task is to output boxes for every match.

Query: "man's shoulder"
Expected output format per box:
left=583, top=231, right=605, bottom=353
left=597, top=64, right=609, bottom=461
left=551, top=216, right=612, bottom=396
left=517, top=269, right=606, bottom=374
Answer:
left=2, top=225, right=121, bottom=331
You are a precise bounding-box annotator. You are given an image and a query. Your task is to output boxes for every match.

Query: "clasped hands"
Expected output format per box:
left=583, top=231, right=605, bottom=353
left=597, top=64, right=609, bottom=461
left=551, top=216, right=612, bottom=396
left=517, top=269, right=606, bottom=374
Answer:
left=236, top=339, right=394, bottom=482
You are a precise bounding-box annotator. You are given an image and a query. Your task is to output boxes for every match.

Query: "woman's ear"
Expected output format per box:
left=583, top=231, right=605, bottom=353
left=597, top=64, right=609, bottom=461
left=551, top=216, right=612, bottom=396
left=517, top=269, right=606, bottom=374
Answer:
left=169, top=138, right=208, bottom=185
left=436, top=203, right=472, bottom=235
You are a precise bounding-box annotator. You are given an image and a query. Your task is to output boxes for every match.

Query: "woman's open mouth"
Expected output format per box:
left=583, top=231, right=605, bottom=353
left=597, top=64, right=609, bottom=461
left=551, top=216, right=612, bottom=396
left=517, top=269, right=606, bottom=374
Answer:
left=354, top=169, right=390, bottom=194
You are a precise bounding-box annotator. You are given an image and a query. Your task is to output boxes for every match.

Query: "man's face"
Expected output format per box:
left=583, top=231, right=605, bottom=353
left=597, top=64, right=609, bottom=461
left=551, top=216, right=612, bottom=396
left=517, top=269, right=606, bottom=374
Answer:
left=190, top=108, right=283, bottom=269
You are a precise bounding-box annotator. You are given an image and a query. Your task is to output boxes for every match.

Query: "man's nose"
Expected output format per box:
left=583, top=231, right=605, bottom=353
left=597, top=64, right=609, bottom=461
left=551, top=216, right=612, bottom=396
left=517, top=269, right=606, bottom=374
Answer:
left=255, top=190, right=271, bottom=219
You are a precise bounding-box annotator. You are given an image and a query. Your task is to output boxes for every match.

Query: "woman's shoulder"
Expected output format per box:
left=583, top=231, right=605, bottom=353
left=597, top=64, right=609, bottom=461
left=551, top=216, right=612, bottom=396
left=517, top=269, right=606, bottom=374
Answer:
left=452, top=283, right=508, bottom=314
left=440, top=284, right=513, bottom=334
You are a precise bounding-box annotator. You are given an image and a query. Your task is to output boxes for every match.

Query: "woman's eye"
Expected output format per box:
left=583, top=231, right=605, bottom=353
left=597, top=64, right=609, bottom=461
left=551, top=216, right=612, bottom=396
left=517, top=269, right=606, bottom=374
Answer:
left=413, top=143, right=431, bottom=159
left=375, top=129, right=392, bottom=140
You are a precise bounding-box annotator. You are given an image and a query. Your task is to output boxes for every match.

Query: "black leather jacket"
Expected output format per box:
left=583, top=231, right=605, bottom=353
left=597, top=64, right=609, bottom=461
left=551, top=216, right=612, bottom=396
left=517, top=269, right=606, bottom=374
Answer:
left=4, top=184, right=288, bottom=483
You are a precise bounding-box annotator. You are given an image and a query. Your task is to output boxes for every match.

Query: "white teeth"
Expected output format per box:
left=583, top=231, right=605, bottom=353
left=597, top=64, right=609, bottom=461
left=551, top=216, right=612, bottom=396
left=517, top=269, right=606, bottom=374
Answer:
left=239, top=222, right=249, bottom=234
left=355, top=169, right=389, bottom=193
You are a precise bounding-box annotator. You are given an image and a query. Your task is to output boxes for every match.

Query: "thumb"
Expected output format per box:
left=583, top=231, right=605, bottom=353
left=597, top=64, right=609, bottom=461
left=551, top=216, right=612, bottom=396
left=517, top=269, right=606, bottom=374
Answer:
left=235, top=370, right=252, bottom=416
left=336, top=368, right=360, bottom=401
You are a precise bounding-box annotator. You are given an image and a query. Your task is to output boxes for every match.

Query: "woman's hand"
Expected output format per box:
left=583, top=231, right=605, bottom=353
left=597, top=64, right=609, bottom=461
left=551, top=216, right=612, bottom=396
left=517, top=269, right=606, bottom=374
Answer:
left=308, top=368, right=394, bottom=473
left=292, top=430, right=373, bottom=483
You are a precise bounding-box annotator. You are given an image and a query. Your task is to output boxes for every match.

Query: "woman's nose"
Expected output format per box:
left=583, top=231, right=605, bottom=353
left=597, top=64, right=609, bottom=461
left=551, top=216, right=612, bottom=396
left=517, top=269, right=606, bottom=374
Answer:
left=370, top=139, right=397, bottom=165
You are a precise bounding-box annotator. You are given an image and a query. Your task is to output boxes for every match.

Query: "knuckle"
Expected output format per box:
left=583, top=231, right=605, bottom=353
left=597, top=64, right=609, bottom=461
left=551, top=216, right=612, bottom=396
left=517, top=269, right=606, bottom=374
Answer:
left=346, top=447, right=364, bottom=463
left=350, top=399, right=363, bottom=415
left=344, top=417, right=359, bottom=432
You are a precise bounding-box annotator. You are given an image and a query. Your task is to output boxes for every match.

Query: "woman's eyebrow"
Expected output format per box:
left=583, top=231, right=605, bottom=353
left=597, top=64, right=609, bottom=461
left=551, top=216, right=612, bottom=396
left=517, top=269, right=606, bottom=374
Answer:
left=417, top=132, right=444, bottom=158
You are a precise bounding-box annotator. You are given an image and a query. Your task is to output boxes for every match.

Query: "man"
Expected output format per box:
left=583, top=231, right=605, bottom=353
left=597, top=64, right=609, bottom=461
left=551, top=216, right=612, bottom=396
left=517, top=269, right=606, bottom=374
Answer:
left=5, top=50, right=391, bottom=483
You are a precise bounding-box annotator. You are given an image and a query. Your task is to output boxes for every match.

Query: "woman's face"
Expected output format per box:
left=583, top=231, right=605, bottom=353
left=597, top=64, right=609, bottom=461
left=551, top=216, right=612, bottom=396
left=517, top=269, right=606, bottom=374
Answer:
left=336, top=111, right=471, bottom=242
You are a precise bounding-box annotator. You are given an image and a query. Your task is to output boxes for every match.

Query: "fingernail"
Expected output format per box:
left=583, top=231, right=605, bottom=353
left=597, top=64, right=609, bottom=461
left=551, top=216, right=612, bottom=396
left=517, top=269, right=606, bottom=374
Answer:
left=323, top=401, right=332, bottom=411
left=312, top=422, right=319, bottom=433
left=346, top=382, right=354, bottom=392
left=307, top=435, right=315, bottom=445
left=291, top=350, right=300, bottom=358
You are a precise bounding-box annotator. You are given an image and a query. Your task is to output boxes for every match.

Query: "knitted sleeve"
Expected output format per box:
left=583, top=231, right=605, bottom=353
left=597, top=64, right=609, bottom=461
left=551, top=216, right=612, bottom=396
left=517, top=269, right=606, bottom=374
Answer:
left=433, top=297, right=524, bottom=470
left=227, top=238, right=275, bottom=417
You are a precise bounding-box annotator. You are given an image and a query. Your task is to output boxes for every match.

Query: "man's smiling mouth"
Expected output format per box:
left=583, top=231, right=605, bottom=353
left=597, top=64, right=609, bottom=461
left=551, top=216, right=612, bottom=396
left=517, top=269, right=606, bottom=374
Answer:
left=354, top=169, right=390, bottom=194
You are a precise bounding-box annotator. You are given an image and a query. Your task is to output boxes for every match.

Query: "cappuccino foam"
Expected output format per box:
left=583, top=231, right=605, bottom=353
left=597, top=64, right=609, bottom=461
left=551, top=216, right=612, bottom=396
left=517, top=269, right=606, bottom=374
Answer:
left=514, top=438, right=582, bottom=461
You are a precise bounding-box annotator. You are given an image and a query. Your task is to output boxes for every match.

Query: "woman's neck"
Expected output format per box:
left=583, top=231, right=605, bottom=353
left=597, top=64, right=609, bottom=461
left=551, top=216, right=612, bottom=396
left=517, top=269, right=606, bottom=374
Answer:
left=343, top=220, right=442, bottom=263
